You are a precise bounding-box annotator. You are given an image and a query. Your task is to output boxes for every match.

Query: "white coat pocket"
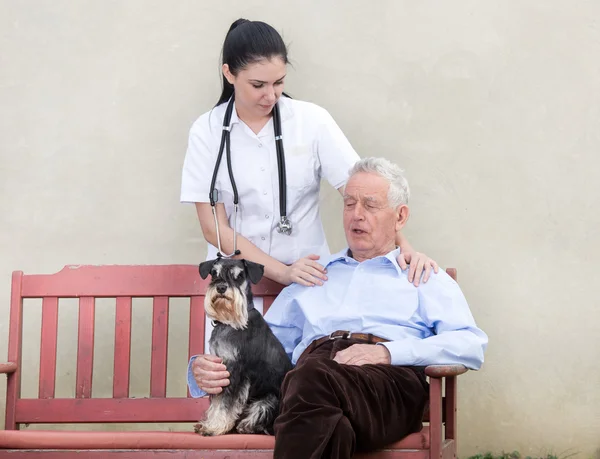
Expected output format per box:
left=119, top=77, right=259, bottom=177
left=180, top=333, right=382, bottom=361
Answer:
left=284, top=144, right=316, bottom=189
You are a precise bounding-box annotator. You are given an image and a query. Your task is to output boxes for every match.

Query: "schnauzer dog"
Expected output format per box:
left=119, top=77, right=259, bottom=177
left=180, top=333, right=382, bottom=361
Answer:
left=194, top=257, right=292, bottom=436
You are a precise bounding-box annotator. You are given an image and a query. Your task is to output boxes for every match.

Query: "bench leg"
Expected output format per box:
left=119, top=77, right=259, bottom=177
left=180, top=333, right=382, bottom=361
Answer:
left=429, top=377, right=443, bottom=459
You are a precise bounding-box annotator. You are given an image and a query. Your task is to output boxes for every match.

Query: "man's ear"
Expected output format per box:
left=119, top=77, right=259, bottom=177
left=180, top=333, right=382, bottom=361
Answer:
left=199, top=259, right=216, bottom=279
left=243, top=260, right=264, bottom=284
left=395, top=205, right=410, bottom=232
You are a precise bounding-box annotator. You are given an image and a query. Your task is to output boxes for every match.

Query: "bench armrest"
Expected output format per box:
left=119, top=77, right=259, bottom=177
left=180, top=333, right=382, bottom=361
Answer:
left=424, top=364, right=468, bottom=378
left=0, top=362, right=17, bottom=374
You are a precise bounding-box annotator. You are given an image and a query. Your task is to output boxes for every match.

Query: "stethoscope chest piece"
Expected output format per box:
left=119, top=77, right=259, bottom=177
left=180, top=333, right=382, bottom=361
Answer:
left=277, top=216, right=292, bottom=235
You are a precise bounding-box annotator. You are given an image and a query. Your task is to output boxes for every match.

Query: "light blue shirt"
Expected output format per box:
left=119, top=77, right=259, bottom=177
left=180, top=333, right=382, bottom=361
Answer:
left=187, top=247, right=488, bottom=398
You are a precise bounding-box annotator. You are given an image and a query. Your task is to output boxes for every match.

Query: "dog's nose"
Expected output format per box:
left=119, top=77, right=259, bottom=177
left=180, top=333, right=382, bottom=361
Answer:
left=216, top=285, right=227, bottom=294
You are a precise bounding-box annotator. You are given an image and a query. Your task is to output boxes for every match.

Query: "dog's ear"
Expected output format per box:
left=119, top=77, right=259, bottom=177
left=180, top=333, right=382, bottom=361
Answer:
left=243, top=260, right=264, bottom=284
left=199, top=259, right=217, bottom=279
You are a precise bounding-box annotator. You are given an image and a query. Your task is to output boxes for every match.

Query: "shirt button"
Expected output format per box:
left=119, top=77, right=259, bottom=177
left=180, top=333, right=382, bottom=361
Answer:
left=265, top=215, right=270, bottom=219
left=261, top=237, right=266, bottom=241
left=258, top=143, right=263, bottom=148
left=260, top=167, right=265, bottom=171
left=263, top=191, right=267, bottom=195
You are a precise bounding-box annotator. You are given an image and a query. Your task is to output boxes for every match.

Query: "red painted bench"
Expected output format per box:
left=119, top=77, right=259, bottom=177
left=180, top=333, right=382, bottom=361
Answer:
left=1, top=264, right=467, bottom=458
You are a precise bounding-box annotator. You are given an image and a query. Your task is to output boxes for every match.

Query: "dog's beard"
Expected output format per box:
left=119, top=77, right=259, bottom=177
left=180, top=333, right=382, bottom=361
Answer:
left=205, top=285, right=248, bottom=330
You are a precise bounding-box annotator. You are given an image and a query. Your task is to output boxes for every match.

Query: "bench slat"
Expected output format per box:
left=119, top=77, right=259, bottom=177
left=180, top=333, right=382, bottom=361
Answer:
left=14, top=398, right=209, bottom=424
left=150, top=297, right=169, bottom=398
left=5, top=271, right=24, bottom=430
left=188, top=296, right=205, bottom=359
left=113, top=297, right=132, bottom=398
left=187, top=296, right=205, bottom=398
left=39, top=297, right=59, bottom=399
left=76, top=297, right=95, bottom=398
left=19, top=265, right=282, bottom=298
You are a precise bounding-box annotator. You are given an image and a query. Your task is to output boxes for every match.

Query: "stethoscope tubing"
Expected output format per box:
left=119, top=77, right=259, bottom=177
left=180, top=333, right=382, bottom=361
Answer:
left=209, top=96, right=290, bottom=258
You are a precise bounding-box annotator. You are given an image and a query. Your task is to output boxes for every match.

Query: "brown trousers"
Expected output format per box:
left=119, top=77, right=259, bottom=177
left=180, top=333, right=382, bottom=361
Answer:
left=273, top=338, right=429, bottom=459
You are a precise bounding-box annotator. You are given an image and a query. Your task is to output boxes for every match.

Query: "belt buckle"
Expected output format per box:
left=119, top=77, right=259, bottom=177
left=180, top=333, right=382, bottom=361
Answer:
left=329, top=331, right=352, bottom=340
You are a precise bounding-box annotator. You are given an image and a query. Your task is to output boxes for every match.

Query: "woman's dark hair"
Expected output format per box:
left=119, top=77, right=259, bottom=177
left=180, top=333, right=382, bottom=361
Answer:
left=216, top=18, right=290, bottom=106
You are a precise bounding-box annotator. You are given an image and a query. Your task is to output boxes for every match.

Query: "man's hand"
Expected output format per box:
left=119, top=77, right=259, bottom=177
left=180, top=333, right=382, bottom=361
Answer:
left=333, top=344, right=391, bottom=366
left=192, top=354, right=230, bottom=395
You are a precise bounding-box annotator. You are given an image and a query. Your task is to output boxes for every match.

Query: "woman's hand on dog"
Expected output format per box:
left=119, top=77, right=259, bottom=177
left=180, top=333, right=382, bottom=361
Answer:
left=282, top=254, right=328, bottom=287
left=192, top=355, right=230, bottom=395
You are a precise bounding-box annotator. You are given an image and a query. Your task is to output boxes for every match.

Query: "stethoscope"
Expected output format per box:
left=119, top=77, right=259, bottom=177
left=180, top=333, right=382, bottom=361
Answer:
left=208, top=95, right=292, bottom=258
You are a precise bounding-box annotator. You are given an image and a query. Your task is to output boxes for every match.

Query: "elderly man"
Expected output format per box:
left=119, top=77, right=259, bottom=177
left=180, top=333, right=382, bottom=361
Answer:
left=189, top=157, right=488, bottom=458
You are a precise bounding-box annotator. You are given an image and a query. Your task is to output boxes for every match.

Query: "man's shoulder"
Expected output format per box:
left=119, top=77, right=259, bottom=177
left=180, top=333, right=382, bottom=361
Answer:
left=420, top=269, right=460, bottom=288
left=371, top=255, right=461, bottom=293
left=413, top=268, right=464, bottom=302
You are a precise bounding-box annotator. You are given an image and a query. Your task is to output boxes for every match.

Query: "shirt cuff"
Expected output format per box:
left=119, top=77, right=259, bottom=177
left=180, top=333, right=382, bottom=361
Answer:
left=187, top=355, right=207, bottom=398
left=378, top=341, right=417, bottom=366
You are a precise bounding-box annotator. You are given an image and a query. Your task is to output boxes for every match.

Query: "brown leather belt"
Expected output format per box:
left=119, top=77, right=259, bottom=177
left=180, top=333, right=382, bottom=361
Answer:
left=303, top=330, right=390, bottom=356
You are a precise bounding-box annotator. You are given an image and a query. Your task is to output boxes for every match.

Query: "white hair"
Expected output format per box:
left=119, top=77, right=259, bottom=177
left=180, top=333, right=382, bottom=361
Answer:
left=348, top=157, right=410, bottom=208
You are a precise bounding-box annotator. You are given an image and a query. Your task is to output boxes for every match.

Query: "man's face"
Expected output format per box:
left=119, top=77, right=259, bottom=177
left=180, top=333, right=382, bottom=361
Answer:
left=343, top=172, right=408, bottom=261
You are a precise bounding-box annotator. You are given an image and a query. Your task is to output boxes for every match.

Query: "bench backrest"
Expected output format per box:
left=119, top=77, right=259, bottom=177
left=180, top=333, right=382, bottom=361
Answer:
left=5, top=264, right=457, bottom=430
left=4, top=265, right=283, bottom=429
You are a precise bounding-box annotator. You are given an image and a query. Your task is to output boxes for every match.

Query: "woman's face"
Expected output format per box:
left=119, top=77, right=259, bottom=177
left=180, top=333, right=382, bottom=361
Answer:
left=223, top=56, right=287, bottom=120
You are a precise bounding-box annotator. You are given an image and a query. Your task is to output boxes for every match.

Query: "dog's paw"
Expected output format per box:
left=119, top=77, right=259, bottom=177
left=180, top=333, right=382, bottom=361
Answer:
left=193, top=422, right=214, bottom=436
left=236, top=418, right=270, bottom=435
left=194, top=420, right=235, bottom=436
left=235, top=421, right=254, bottom=435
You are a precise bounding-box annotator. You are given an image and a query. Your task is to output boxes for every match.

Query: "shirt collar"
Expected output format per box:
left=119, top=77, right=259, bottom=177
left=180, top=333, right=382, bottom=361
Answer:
left=229, top=100, right=241, bottom=126
left=325, top=247, right=404, bottom=276
left=277, top=95, right=294, bottom=122
left=324, top=248, right=357, bottom=266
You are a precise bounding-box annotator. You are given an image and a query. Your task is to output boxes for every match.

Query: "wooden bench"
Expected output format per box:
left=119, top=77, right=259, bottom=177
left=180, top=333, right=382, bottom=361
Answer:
left=0, top=264, right=467, bottom=458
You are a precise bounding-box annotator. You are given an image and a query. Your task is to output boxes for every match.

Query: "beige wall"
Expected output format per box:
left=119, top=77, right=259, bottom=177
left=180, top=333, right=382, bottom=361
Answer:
left=1, top=0, right=599, bottom=457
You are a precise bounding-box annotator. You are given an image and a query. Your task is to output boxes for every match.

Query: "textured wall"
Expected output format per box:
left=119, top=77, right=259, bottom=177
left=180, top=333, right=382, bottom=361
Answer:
left=1, top=1, right=599, bottom=457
